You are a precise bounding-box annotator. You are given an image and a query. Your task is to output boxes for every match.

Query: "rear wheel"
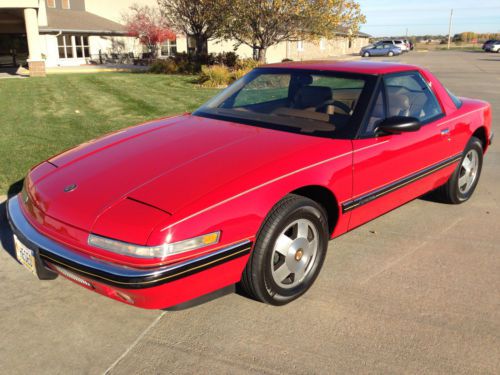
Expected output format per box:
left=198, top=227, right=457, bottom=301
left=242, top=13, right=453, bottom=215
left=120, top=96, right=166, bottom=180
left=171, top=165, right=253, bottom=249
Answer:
left=388, top=51, right=394, bottom=57
left=240, top=194, right=328, bottom=305
left=436, top=137, right=483, bottom=204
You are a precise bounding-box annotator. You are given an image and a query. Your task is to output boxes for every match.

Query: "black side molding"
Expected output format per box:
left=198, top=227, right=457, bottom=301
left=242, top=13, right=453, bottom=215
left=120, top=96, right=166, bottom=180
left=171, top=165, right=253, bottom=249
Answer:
left=342, top=153, right=463, bottom=213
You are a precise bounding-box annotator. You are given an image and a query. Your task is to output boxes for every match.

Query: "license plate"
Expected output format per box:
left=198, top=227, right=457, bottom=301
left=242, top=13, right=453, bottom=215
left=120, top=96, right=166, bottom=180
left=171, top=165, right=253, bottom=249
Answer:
left=14, top=235, right=37, bottom=276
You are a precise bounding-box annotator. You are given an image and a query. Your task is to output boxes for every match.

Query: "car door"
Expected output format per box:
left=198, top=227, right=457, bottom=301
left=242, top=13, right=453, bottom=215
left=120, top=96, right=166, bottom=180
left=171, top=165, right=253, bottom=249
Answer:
left=373, top=45, right=386, bottom=56
left=346, top=71, right=456, bottom=229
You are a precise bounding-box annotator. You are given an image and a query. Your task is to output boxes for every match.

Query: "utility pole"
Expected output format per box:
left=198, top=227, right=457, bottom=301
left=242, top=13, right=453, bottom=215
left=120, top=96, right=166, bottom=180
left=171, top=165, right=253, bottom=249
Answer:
left=447, top=9, right=453, bottom=49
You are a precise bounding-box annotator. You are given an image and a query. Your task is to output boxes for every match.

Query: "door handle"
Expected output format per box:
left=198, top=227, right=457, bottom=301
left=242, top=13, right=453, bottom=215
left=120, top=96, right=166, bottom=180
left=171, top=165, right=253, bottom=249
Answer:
left=440, top=128, right=450, bottom=135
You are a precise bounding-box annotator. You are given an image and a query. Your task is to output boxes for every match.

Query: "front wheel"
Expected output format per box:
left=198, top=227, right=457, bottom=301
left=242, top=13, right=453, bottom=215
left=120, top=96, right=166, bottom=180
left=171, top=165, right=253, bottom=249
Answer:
left=363, top=51, right=370, bottom=57
left=436, top=137, right=483, bottom=204
left=240, top=194, right=328, bottom=305
left=388, top=51, right=394, bottom=57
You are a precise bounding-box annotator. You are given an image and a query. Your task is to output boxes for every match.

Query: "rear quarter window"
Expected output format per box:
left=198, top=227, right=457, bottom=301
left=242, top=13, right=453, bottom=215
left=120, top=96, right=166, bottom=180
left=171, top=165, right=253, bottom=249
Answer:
left=446, top=89, right=463, bottom=109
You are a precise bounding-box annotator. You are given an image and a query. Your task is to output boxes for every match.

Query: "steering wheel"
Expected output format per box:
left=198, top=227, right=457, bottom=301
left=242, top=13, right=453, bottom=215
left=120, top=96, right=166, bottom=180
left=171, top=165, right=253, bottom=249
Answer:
left=315, top=99, right=353, bottom=115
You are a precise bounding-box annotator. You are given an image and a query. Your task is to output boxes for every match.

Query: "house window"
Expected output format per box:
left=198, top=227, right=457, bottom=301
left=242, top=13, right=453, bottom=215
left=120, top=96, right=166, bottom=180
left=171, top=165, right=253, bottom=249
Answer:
left=76, top=36, right=90, bottom=58
left=161, top=39, right=177, bottom=56
left=58, top=35, right=89, bottom=59
left=47, top=0, right=56, bottom=8
left=297, top=40, right=304, bottom=52
left=57, top=35, right=73, bottom=58
left=62, top=0, right=71, bottom=9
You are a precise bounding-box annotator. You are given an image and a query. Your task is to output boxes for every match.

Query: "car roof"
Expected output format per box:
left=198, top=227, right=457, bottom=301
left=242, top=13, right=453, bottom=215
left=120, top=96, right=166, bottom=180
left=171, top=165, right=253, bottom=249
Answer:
left=262, top=60, right=421, bottom=75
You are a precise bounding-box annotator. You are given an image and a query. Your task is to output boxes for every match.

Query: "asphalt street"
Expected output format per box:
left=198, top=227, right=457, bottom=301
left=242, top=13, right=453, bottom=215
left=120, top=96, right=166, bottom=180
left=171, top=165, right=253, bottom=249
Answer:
left=0, top=51, right=499, bottom=374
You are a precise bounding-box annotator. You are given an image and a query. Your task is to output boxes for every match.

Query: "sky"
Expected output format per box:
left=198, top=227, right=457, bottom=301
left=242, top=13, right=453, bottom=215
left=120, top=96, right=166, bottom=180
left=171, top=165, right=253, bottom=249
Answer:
left=357, top=0, right=500, bottom=37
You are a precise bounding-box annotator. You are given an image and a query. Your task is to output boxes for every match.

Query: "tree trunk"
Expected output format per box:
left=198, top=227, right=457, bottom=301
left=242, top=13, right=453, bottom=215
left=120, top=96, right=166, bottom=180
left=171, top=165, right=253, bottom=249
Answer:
left=150, top=44, right=159, bottom=58
left=257, top=47, right=267, bottom=63
left=194, top=35, right=208, bottom=56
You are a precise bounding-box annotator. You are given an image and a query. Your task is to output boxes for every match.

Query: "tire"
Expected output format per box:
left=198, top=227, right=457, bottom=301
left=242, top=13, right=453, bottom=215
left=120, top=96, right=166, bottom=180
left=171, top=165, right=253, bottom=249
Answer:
left=436, top=136, right=483, bottom=204
left=363, top=52, right=370, bottom=57
left=388, top=51, right=394, bottom=57
left=240, top=194, right=329, bottom=305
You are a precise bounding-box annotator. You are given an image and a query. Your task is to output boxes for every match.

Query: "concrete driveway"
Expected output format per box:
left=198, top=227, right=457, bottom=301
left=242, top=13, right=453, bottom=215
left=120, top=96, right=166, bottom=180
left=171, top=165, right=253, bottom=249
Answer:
left=0, top=51, right=499, bottom=374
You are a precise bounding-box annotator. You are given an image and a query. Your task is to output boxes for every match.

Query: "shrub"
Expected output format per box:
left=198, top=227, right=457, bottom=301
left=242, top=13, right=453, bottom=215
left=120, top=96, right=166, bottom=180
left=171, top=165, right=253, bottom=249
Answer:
left=235, top=58, right=260, bottom=70
left=214, top=52, right=239, bottom=68
left=198, top=65, right=232, bottom=87
left=230, top=68, right=248, bottom=82
left=148, top=59, right=178, bottom=74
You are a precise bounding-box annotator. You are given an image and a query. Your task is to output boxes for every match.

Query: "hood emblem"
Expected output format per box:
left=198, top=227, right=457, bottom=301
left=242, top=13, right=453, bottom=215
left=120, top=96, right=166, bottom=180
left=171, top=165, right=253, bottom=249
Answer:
left=64, top=184, right=77, bottom=193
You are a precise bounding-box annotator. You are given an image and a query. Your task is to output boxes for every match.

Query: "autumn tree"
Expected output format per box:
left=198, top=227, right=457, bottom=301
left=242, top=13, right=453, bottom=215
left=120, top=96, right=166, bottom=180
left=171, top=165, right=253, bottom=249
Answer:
left=157, top=0, right=229, bottom=56
left=123, top=4, right=176, bottom=58
left=223, top=0, right=365, bottom=62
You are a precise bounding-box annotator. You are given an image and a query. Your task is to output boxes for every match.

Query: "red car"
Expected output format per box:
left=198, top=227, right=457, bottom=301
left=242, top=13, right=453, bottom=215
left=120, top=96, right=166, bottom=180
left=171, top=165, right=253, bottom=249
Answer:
left=7, top=61, right=493, bottom=309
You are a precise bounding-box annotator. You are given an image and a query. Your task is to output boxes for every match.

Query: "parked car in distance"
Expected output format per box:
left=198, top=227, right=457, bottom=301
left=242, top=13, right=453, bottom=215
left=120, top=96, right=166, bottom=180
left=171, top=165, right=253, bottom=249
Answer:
left=361, top=43, right=402, bottom=57
left=8, top=60, right=493, bottom=309
left=484, top=40, right=500, bottom=53
left=376, top=39, right=409, bottom=52
left=482, top=39, right=498, bottom=50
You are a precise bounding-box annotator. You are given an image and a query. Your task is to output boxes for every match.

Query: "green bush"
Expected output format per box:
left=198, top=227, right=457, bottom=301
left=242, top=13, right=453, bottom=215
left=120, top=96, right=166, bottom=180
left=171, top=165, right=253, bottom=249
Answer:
left=214, top=52, right=239, bottom=68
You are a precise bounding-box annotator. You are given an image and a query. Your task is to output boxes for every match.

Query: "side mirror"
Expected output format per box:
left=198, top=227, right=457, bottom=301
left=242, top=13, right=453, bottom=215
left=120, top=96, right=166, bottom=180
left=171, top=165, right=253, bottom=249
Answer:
left=376, top=116, right=421, bottom=135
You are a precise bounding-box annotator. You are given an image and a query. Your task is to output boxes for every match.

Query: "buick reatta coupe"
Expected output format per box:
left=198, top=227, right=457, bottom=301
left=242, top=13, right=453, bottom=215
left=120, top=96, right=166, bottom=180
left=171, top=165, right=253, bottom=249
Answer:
left=7, top=61, right=493, bottom=309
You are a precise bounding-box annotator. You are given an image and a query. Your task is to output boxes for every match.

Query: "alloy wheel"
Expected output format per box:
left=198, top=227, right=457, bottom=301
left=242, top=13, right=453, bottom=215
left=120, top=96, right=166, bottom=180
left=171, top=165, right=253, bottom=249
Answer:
left=271, top=218, right=319, bottom=289
left=458, top=149, right=480, bottom=194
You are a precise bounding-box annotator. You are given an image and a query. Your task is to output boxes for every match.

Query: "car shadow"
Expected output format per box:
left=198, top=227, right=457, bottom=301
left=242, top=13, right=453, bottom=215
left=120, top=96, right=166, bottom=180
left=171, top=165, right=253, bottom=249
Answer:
left=0, top=200, right=19, bottom=262
left=164, top=284, right=238, bottom=311
left=8, top=179, right=24, bottom=198
left=418, top=189, right=449, bottom=204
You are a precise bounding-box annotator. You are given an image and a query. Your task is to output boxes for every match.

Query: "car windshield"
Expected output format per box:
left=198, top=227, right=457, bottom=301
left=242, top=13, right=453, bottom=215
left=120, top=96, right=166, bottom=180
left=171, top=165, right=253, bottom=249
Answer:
left=194, top=68, right=373, bottom=138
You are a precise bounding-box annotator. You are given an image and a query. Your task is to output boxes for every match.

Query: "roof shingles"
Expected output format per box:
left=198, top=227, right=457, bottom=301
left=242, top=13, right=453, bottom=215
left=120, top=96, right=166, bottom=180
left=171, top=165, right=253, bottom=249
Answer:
left=40, top=8, right=126, bottom=35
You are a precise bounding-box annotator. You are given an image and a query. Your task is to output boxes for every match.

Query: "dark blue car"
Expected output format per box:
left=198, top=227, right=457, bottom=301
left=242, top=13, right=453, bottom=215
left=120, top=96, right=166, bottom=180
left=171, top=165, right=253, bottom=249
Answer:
left=360, top=43, right=402, bottom=57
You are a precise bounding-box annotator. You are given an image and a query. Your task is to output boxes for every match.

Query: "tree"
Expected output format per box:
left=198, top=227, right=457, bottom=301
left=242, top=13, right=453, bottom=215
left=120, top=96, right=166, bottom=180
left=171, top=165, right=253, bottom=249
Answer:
left=223, top=0, right=365, bottom=62
left=157, top=0, right=229, bottom=56
left=123, top=4, right=176, bottom=58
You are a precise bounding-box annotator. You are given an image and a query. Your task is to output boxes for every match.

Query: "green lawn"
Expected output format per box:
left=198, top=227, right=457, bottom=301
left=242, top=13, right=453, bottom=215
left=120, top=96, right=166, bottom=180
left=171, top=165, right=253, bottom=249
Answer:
left=0, top=73, right=220, bottom=195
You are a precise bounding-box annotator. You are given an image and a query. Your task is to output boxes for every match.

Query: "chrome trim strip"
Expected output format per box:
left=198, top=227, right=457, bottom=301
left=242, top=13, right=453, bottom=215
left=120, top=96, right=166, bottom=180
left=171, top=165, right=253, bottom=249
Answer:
left=6, top=197, right=252, bottom=289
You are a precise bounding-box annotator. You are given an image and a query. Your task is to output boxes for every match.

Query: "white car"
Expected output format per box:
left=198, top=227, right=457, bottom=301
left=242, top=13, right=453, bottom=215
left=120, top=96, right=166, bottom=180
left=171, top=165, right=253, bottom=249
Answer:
left=484, top=41, right=500, bottom=53
left=376, top=39, right=409, bottom=52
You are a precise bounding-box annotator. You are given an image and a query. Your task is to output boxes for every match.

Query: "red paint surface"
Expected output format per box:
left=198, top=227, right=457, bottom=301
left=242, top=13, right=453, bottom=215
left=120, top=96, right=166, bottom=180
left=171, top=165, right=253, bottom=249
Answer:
left=19, top=61, right=492, bottom=308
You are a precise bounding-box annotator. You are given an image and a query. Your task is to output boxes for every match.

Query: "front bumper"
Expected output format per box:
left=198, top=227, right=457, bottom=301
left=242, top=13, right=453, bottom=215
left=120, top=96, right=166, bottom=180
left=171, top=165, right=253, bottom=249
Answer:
left=7, top=197, right=252, bottom=307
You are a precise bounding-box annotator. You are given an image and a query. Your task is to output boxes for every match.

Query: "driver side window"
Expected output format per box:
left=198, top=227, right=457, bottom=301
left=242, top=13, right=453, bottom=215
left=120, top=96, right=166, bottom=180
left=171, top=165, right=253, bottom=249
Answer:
left=384, top=72, right=443, bottom=122
left=362, top=72, right=444, bottom=137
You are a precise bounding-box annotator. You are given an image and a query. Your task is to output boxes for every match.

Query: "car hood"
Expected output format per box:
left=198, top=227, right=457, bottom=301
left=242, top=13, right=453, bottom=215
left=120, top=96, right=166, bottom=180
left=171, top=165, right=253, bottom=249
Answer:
left=28, top=114, right=330, bottom=233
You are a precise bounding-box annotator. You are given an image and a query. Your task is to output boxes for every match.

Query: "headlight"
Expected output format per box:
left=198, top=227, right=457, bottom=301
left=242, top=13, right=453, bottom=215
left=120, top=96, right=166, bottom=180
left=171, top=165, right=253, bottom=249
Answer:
left=88, top=231, right=220, bottom=259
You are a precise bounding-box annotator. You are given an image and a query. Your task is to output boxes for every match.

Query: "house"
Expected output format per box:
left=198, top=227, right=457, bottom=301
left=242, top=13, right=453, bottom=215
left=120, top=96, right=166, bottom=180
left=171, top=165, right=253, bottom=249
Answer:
left=0, top=0, right=134, bottom=76
left=0, top=0, right=370, bottom=77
